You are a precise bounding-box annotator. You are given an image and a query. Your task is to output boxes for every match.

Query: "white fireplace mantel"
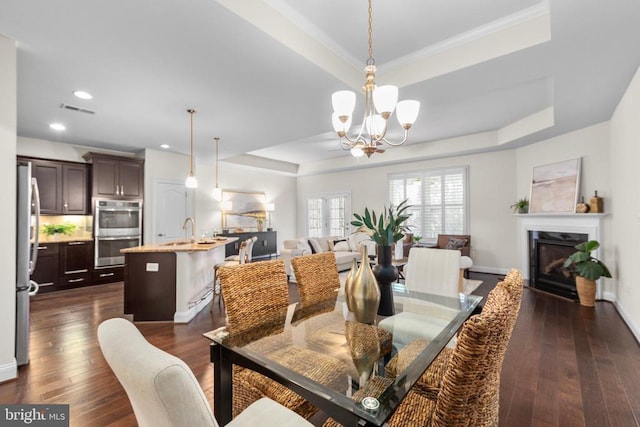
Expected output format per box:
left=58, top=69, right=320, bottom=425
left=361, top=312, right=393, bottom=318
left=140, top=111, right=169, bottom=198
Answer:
left=516, top=213, right=607, bottom=296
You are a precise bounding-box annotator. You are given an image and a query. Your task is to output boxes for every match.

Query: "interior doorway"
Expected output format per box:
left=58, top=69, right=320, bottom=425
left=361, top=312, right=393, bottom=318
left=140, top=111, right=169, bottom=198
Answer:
left=152, top=179, right=191, bottom=244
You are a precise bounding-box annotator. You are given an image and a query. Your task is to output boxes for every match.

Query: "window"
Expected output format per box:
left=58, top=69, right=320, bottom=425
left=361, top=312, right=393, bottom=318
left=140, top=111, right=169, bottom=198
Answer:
left=388, top=167, right=468, bottom=243
left=305, top=193, right=351, bottom=238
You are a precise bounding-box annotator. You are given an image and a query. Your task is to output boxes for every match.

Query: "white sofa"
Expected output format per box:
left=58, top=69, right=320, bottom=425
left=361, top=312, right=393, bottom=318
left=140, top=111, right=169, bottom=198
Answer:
left=281, top=233, right=376, bottom=279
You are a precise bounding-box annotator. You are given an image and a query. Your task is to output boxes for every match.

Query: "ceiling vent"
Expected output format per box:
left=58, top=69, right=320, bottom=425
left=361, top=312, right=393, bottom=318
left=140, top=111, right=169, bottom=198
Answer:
left=59, top=103, right=95, bottom=115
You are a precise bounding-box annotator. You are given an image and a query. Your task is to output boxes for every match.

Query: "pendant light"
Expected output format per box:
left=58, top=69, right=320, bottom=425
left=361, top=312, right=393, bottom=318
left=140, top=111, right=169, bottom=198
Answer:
left=185, top=109, right=198, bottom=188
left=213, top=137, right=222, bottom=201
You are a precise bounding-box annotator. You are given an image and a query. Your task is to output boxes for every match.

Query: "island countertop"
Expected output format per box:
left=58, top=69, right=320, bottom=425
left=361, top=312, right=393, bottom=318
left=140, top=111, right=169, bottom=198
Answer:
left=121, top=237, right=238, bottom=253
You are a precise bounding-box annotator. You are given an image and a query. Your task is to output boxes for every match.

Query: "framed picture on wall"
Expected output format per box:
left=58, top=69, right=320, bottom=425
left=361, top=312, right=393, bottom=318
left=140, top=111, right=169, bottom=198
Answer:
left=528, top=158, right=581, bottom=214
left=222, top=190, right=266, bottom=230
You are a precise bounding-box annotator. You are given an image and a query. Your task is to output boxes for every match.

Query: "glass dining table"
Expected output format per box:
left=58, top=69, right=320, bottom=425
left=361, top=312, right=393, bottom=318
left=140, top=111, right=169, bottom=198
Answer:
left=204, top=285, right=482, bottom=426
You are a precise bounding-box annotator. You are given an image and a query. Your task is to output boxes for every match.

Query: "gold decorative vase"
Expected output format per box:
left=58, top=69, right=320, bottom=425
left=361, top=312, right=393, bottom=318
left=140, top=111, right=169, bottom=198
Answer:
left=344, top=258, right=358, bottom=311
left=345, top=321, right=380, bottom=386
left=351, top=246, right=380, bottom=324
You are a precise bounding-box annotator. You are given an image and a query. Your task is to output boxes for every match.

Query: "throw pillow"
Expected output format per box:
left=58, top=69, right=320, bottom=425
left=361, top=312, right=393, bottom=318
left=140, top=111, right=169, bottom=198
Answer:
left=445, top=238, right=468, bottom=250
left=308, top=238, right=323, bottom=254
left=297, top=239, right=312, bottom=254
left=329, top=238, right=347, bottom=251
left=348, top=232, right=372, bottom=251
left=333, top=240, right=350, bottom=252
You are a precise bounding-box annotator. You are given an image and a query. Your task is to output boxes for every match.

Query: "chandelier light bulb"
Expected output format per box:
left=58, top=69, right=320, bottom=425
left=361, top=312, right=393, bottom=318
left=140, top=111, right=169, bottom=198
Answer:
left=351, top=145, right=365, bottom=157
left=365, top=114, right=385, bottom=138
left=373, top=85, right=398, bottom=116
left=396, top=100, right=421, bottom=127
left=331, top=91, right=356, bottom=118
left=332, top=112, right=352, bottom=134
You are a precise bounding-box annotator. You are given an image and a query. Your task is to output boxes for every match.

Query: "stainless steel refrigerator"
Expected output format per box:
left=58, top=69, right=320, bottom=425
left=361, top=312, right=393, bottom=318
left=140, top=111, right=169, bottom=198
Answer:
left=16, top=161, right=40, bottom=366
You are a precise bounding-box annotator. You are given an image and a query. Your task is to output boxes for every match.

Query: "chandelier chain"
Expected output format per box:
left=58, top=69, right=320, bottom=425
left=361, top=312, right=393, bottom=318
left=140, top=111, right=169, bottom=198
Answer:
left=367, top=0, right=374, bottom=64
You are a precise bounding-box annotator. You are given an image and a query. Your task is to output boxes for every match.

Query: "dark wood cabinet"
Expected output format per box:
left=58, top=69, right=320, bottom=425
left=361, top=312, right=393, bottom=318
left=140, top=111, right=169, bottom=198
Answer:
left=31, top=243, right=59, bottom=292
left=84, top=153, right=144, bottom=200
left=20, top=157, right=89, bottom=215
left=30, top=159, right=62, bottom=214
left=62, top=163, right=89, bottom=214
left=92, top=266, right=124, bottom=284
left=220, top=231, right=277, bottom=260
left=59, top=240, right=92, bottom=288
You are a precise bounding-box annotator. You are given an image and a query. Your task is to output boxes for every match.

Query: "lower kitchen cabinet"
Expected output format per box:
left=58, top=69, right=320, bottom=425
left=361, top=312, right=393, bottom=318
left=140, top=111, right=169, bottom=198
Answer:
left=30, top=239, right=124, bottom=292
left=92, top=266, right=124, bottom=284
left=60, top=240, right=92, bottom=288
left=31, top=243, right=59, bottom=293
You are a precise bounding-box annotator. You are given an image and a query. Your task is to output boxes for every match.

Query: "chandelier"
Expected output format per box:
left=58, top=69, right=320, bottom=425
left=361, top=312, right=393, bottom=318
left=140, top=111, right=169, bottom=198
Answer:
left=331, top=0, right=420, bottom=158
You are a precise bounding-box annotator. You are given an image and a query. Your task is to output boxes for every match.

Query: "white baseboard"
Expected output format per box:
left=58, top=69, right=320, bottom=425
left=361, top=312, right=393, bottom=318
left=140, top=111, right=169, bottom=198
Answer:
left=613, top=301, right=640, bottom=344
left=0, top=359, right=17, bottom=383
left=174, top=293, right=213, bottom=324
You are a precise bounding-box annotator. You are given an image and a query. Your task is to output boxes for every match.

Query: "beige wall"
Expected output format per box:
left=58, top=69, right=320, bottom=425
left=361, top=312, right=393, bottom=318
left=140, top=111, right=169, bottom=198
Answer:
left=0, top=34, right=17, bottom=381
left=297, top=144, right=519, bottom=275
left=610, top=65, right=640, bottom=339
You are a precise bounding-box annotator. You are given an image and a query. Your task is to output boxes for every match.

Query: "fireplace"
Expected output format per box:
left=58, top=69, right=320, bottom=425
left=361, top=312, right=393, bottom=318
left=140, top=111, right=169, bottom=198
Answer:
left=516, top=213, right=607, bottom=299
left=529, top=231, right=588, bottom=299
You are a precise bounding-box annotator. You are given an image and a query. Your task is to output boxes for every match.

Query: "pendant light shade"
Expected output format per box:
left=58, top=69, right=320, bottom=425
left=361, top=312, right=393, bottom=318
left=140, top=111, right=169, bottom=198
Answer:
left=185, top=109, right=198, bottom=188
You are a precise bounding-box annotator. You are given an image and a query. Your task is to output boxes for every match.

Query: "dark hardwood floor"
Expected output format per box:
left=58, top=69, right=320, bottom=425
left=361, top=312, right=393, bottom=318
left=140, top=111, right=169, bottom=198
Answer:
left=1, top=273, right=639, bottom=426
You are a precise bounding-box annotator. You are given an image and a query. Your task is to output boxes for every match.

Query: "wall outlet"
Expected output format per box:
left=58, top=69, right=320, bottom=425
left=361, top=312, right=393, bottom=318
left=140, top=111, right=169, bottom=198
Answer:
left=146, top=262, right=159, bottom=272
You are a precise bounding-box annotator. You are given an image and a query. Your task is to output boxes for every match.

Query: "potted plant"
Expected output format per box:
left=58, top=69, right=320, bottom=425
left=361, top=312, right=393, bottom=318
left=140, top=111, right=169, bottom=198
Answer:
left=41, top=223, right=76, bottom=239
left=511, top=198, right=529, bottom=214
left=563, top=240, right=612, bottom=307
left=351, top=199, right=412, bottom=316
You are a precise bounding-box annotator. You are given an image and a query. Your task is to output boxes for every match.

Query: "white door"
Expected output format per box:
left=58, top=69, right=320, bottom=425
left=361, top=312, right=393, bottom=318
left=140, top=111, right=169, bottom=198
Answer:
left=304, top=192, right=351, bottom=238
left=153, top=180, right=188, bottom=244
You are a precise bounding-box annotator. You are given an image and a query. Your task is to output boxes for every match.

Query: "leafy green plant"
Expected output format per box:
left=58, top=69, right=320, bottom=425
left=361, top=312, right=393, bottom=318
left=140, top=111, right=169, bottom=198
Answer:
left=351, top=199, right=412, bottom=246
left=41, top=223, right=76, bottom=236
left=563, top=240, right=612, bottom=281
left=414, top=235, right=422, bottom=243
left=511, top=198, right=529, bottom=213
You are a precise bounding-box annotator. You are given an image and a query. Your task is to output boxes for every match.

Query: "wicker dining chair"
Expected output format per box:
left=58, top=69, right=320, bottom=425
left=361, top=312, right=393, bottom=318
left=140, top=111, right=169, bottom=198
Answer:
left=217, top=259, right=349, bottom=420
left=291, top=252, right=341, bottom=305
left=385, top=268, right=524, bottom=407
left=324, top=277, right=520, bottom=427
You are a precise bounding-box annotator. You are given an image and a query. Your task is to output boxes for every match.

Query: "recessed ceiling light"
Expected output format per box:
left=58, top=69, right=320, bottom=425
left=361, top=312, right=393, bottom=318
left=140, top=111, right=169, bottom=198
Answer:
left=160, top=144, right=170, bottom=149
left=49, top=123, right=66, bottom=131
left=73, top=90, right=93, bottom=100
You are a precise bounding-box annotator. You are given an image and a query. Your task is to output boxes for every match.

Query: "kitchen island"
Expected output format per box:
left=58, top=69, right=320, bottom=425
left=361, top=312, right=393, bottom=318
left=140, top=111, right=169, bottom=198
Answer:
left=121, top=237, right=238, bottom=323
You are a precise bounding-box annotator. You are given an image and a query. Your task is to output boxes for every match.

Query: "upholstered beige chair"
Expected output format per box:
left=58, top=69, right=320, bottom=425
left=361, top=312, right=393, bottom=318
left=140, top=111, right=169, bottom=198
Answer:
left=97, top=318, right=313, bottom=427
left=377, top=248, right=462, bottom=348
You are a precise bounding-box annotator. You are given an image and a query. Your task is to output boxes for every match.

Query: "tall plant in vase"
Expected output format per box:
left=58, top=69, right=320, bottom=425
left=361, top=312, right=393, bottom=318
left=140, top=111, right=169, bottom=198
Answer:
left=352, top=199, right=411, bottom=316
left=563, top=240, right=612, bottom=307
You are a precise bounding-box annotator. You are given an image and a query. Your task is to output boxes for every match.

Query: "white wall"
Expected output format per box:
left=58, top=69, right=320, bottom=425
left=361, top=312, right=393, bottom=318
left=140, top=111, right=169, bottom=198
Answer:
left=297, top=144, right=519, bottom=274
left=610, top=65, right=640, bottom=340
left=515, top=122, right=613, bottom=294
left=0, top=34, right=17, bottom=381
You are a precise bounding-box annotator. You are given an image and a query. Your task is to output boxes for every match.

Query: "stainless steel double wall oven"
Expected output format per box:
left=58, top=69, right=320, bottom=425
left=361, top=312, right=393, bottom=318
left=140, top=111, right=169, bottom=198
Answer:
left=94, top=199, right=142, bottom=268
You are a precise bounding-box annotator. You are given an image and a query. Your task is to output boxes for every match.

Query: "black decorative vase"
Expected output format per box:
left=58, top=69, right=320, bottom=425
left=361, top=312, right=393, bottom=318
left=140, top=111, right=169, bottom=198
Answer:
left=372, top=245, right=398, bottom=316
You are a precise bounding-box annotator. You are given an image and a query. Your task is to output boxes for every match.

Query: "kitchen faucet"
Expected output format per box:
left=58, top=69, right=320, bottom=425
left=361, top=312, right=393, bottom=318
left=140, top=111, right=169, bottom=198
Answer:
left=182, top=217, right=196, bottom=243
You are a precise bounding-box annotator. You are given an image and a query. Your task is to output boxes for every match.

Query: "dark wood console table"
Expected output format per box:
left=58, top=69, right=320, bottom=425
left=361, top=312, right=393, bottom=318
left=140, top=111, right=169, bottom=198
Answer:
left=219, top=230, right=277, bottom=260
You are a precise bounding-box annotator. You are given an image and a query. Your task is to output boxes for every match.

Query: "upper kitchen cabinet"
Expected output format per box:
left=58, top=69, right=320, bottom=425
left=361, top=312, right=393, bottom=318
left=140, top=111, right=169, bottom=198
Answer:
left=84, top=153, right=144, bottom=200
left=20, top=157, right=89, bottom=215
